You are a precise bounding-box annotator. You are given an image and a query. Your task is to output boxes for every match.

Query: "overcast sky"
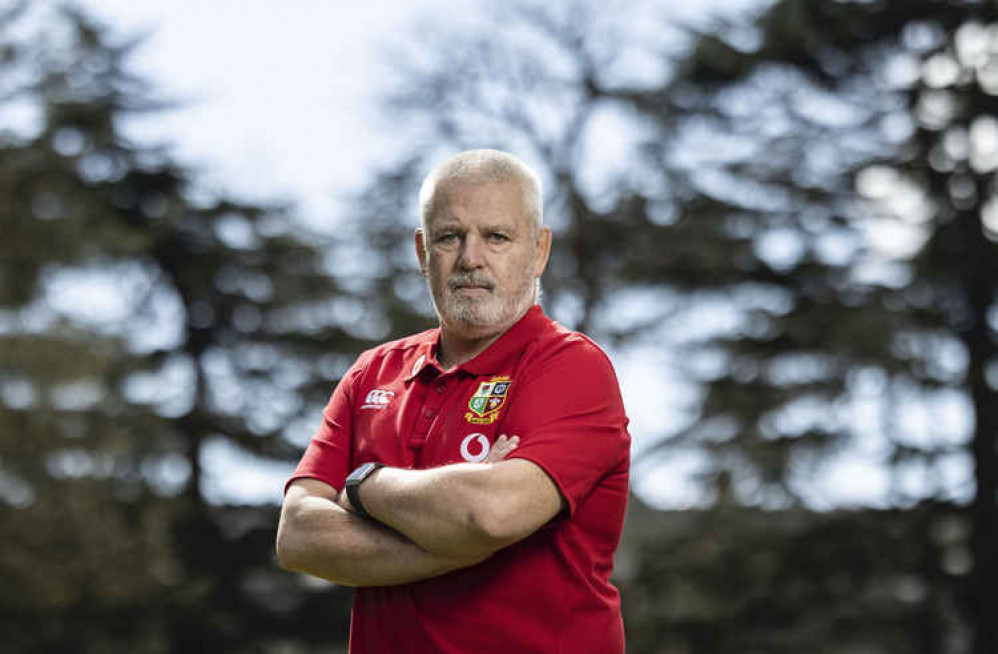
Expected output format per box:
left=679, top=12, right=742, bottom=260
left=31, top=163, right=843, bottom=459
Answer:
left=78, top=0, right=486, bottom=221
left=76, top=0, right=765, bottom=220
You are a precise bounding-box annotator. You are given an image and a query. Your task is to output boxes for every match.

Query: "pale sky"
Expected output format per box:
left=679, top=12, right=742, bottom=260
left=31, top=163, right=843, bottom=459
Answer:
left=77, top=0, right=756, bottom=219
left=80, top=0, right=470, bottom=221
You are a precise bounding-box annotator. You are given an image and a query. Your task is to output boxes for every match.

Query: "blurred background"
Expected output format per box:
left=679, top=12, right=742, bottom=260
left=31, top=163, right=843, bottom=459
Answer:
left=2, top=0, right=996, bottom=652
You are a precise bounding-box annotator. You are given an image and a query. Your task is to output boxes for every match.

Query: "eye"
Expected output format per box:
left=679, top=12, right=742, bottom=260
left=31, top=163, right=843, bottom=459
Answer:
left=487, top=232, right=510, bottom=243
left=436, top=232, right=459, bottom=244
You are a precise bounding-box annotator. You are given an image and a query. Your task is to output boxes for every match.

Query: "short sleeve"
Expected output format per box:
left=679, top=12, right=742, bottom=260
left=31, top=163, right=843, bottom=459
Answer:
left=283, top=360, right=363, bottom=494
left=504, top=338, right=630, bottom=515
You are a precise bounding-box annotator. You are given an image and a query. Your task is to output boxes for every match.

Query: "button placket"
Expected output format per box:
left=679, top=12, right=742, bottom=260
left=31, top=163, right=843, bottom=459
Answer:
left=410, top=372, right=449, bottom=445
left=422, top=388, right=445, bottom=421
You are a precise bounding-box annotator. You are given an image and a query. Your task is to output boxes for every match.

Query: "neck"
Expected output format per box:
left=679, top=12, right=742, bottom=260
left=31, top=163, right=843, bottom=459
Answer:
left=436, top=305, right=533, bottom=368
left=437, top=329, right=505, bottom=369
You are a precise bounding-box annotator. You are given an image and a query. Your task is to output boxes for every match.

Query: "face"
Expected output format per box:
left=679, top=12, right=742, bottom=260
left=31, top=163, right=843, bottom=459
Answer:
left=416, top=180, right=551, bottom=339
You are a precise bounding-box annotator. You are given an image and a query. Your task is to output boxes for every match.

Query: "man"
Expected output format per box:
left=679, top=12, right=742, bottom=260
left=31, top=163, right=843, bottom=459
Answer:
left=277, top=149, right=630, bottom=653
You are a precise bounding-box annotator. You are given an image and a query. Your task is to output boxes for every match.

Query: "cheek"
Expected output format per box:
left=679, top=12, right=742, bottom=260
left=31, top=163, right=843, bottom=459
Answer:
left=498, top=252, right=536, bottom=285
left=427, top=256, right=452, bottom=287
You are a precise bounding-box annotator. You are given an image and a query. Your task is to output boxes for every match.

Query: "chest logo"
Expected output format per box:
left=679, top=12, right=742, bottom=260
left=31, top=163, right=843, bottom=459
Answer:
left=361, top=389, right=395, bottom=410
left=460, top=433, right=490, bottom=462
left=465, top=376, right=512, bottom=425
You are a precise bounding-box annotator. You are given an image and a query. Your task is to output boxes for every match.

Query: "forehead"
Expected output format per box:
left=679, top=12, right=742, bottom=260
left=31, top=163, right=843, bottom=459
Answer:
left=427, top=181, right=529, bottom=230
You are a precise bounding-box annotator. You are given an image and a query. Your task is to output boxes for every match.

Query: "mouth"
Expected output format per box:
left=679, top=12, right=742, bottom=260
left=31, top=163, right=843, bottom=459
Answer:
left=448, top=275, right=495, bottom=295
left=451, top=285, right=493, bottom=297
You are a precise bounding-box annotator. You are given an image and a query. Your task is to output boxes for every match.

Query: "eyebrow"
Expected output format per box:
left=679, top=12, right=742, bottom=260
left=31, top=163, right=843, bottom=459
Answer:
left=430, top=221, right=519, bottom=235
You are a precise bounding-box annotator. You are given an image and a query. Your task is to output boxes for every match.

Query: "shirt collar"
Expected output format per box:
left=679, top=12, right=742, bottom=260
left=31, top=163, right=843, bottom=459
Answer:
left=405, top=334, right=443, bottom=382
left=459, top=304, right=547, bottom=376
left=405, top=305, right=549, bottom=381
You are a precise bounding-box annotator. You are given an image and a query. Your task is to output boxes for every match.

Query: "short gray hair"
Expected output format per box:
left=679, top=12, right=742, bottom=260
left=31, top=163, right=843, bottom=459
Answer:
left=418, top=149, right=543, bottom=234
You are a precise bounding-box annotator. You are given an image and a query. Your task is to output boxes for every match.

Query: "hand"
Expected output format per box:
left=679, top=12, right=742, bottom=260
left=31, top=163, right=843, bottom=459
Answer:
left=335, top=488, right=355, bottom=513
left=485, top=434, right=519, bottom=463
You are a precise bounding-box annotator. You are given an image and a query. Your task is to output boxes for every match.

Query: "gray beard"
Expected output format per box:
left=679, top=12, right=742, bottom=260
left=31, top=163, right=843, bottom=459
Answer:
left=432, top=267, right=538, bottom=330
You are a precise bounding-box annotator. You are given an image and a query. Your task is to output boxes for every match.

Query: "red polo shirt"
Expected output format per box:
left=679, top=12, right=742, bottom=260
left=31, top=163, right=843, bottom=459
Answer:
left=287, top=305, right=630, bottom=653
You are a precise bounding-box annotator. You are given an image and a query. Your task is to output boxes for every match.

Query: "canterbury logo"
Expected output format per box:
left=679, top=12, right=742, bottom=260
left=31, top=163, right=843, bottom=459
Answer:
left=361, top=389, right=395, bottom=410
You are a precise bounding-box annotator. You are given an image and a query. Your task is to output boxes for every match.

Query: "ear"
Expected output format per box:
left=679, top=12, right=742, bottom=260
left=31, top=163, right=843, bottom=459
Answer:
left=415, top=228, right=428, bottom=276
left=533, top=227, right=552, bottom=279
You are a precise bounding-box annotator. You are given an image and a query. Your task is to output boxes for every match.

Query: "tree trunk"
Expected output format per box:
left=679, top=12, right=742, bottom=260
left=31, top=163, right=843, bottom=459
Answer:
left=954, top=198, right=998, bottom=654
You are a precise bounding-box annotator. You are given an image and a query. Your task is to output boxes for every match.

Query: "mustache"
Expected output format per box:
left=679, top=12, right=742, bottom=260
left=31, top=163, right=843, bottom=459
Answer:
left=447, top=272, right=495, bottom=290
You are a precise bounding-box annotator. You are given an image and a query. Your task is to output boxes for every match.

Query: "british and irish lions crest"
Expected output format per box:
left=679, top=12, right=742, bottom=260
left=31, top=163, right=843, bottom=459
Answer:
left=465, top=376, right=512, bottom=425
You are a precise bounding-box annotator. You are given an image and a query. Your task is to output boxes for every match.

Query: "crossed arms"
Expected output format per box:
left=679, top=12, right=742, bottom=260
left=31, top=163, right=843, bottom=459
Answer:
left=276, top=436, right=565, bottom=587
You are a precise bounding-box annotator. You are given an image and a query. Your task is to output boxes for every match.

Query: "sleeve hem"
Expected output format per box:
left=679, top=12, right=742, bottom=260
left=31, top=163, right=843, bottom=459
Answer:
left=283, top=472, right=341, bottom=496
left=506, top=452, right=577, bottom=516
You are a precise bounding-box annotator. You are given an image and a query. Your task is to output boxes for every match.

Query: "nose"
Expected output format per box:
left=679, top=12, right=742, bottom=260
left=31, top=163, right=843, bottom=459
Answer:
left=457, top=233, right=485, bottom=269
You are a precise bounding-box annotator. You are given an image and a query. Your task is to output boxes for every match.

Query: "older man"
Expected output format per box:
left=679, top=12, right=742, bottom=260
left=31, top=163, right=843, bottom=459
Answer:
left=277, top=150, right=630, bottom=653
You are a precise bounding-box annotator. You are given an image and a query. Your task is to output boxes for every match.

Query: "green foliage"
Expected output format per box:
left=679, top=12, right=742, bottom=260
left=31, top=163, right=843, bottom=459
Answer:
left=621, top=498, right=969, bottom=654
left=0, top=3, right=358, bottom=651
left=651, top=2, right=998, bottom=651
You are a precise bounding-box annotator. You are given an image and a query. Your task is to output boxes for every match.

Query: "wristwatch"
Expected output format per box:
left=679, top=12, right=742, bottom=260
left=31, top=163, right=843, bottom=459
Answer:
left=344, top=462, right=384, bottom=518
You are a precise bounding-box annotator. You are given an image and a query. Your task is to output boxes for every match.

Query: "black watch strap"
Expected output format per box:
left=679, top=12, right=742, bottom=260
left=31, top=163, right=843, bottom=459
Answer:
left=345, top=462, right=384, bottom=518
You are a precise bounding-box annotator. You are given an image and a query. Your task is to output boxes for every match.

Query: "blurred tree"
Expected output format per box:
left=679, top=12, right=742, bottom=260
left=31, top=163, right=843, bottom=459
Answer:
left=6, top=0, right=990, bottom=651
left=621, top=495, right=969, bottom=654
left=345, top=0, right=993, bottom=651
left=0, top=2, right=362, bottom=651
left=631, top=2, right=998, bottom=652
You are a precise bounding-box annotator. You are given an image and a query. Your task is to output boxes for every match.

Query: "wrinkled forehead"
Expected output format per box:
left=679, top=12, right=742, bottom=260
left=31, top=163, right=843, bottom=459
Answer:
left=423, top=180, right=535, bottom=232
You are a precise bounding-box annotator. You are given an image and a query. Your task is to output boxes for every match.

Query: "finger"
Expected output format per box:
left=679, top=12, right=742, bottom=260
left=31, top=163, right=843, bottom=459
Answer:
left=497, top=435, right=518, bottom=449
left=486, top=434, right=520, bottom=462
left=335, top=491, right=354, bottom=513
left=484, top=446, right=504, bottom=463
left=485, top=436, right=512, bottom=462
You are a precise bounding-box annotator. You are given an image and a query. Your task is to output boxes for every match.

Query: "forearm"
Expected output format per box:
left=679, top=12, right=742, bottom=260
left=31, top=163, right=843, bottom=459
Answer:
left=359, top=460, right=553, bottom=559
left=359, top=464, right=494, bottom=558
left=277, top=487, right=486, bottom=586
